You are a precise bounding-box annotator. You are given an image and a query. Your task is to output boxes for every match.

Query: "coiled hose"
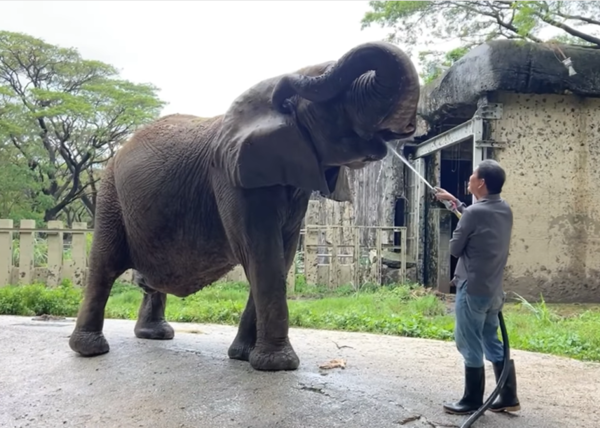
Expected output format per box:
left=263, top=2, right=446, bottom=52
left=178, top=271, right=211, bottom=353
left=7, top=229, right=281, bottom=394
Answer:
left=459, top=311, right=511, bottom=428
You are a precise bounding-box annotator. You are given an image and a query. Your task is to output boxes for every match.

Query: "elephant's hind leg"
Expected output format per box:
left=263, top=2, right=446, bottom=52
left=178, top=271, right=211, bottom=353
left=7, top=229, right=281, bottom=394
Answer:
left=228, top=291, right=257, bottom=361
left=133, top=271, right=174, bottom=340
left=69, top=243, right=128, bottom=356
left=69, top=171, right=130, bottom=357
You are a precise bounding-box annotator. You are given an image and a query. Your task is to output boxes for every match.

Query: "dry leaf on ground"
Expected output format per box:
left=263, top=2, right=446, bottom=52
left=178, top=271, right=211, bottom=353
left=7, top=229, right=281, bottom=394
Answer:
left=319, top=358, right=346, bottom=370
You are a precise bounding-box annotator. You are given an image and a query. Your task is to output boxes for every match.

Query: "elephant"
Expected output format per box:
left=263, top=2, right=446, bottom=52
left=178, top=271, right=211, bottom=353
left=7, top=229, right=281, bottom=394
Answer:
left=68, top=41, right=420, bottom=371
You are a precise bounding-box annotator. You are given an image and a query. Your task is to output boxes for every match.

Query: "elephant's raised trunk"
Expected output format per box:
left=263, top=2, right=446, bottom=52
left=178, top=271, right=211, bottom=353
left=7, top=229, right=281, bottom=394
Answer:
left=271, top=41, right=420, bottom=140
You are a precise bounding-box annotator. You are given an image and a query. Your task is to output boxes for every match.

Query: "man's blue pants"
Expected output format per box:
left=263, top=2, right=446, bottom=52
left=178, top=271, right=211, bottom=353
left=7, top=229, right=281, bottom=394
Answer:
left=454, top=281, right=505, bottom=368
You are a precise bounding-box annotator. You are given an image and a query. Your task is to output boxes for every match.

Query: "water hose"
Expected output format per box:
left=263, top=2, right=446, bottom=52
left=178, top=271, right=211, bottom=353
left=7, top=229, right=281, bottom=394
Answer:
left=459, top=311, right=511, bottom=428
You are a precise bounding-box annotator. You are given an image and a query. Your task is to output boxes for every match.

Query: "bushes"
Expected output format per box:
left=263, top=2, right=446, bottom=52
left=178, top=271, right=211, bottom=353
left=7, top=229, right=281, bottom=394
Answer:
left=0, top=280, right=81, bottom=316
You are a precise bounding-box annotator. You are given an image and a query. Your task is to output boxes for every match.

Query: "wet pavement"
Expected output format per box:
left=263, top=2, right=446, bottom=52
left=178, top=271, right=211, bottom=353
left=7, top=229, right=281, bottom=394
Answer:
left=0, top=315, right=598, bottom=428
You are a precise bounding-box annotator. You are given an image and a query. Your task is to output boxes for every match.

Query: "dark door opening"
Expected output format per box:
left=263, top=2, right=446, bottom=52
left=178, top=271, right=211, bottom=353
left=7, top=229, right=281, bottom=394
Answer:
left=440, top=141, right=473, bottom=292
left=393, top=198, right=406, bottom=253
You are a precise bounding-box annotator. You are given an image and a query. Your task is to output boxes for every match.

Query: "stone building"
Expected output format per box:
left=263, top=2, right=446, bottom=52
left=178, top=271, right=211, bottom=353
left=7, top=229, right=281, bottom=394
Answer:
left=313, top=40, right=600, bottom=303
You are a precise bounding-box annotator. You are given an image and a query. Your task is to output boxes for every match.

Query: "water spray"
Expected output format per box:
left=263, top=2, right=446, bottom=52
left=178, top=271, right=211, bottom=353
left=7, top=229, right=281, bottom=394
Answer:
left=385, top=141, right=511, bottom=428
left=385, top=143, right=463, bottom=218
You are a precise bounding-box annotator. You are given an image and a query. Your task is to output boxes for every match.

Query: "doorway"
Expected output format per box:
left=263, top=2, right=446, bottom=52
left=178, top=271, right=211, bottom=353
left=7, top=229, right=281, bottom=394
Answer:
left=393, top=198, right=406, bottom=253
left=439, top=140, right=473, bottom=290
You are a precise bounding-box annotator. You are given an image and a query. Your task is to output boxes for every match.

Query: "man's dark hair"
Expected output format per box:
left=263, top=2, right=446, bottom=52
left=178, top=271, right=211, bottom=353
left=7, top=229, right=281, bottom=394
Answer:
left=476, top=159, right=506, bottom=194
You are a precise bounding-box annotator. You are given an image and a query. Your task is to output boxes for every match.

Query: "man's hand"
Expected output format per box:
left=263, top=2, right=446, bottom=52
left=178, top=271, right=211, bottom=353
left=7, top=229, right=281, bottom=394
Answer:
left=434, top=187, right=457, bottom=203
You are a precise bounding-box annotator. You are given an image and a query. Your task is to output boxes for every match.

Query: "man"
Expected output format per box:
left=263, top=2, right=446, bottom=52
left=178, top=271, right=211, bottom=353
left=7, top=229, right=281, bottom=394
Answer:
left=434, top=159, right=520, bottom=415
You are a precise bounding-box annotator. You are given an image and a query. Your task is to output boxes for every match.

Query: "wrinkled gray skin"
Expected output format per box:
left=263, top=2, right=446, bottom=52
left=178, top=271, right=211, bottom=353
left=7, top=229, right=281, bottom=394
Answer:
left=69, top=41, right=420, bottom=371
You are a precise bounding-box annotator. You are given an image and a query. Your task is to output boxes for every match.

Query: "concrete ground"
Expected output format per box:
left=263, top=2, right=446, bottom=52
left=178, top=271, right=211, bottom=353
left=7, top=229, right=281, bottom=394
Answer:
left=0, top=315, right=598, bottom=428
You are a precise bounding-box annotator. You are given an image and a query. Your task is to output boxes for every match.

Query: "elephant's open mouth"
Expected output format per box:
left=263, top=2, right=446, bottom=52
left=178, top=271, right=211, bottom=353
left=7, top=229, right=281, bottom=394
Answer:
left=346, top=161, right=370, bottom=170
left=377, top=129, right=414, bottom=141
left=349, top=129, right=410, bottom=168
left=362, top=130, right=400, bottom=163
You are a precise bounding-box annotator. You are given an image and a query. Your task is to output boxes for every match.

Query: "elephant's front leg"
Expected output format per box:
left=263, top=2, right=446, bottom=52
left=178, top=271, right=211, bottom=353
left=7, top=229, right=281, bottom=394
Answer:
left=216, top=184, right=307, bottom=371
left=228, top=228, right=299, bottom=362
left=133, top=272, right=174, bottom=340
left=246, top=249, right=298, bottom=371
left=246, top=215, right=303, bottom=371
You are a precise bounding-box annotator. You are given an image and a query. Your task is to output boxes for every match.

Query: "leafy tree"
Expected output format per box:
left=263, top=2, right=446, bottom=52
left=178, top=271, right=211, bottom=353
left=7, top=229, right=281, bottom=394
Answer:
left=0, top=142, right=51, bottom=223
left=418, top=46, right=470, bottom=84
left=361, top=1, right=600, bottom=83
left=0, top=31, right=166, bottom=223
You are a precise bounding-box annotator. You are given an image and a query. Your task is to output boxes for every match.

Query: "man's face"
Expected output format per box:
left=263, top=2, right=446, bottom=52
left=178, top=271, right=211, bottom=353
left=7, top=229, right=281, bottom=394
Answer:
left=467, top=168, right=485, bottom=196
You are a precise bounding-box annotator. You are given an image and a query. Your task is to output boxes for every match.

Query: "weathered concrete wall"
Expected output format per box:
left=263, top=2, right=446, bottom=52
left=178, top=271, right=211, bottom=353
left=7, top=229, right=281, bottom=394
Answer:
left=491, top=91, right=600, bottom=303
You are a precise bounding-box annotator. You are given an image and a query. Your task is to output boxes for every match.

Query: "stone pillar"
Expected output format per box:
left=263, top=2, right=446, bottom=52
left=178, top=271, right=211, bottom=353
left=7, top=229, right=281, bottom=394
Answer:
left=46, top=220, right=64, bottom=287
left=119, top=269, right=134, bottom=283
left=303, top=200, right=320, bottom=285
left=286, top=261, right=296, bottom=296
left=339, top=205, right=354, bottom=287
left=0, top=219, right=13, bottom=286
left=18, top=220, right=35, bottom=285
left=353, top=227, right=361, bottom=289
left=71, top=222, right=88, bottom=287
left=327, top=227, right=338, bottom=289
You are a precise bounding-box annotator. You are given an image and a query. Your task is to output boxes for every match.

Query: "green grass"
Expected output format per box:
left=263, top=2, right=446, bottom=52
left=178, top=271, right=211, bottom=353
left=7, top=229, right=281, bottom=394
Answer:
left=1, top=279, right=599, bottom=362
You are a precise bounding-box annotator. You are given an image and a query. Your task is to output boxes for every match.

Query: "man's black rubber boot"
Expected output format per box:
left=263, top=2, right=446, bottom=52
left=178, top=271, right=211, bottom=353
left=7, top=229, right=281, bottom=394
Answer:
left=443, top=365, right=485, bottom=415
left=489, top=359, right=521, bottom=412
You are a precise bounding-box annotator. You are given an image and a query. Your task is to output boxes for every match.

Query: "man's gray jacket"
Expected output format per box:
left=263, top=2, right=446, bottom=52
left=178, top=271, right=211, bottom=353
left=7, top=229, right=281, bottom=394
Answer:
left=451, top=194, right=513, bottom=298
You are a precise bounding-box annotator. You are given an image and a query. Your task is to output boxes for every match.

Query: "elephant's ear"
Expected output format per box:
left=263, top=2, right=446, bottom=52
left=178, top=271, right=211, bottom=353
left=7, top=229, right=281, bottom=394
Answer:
left=212, top=76, right=331, bottom=195
left=322, top=166, right=353, bottom=203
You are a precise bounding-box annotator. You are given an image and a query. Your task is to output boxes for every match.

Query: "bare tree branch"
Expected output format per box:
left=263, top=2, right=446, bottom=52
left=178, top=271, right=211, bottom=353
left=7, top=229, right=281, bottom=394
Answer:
left=468, top=2, right=545, bottom=43
left=536, top=14, right=600, bottom=46
left=555, top=12, right=600, bottom=27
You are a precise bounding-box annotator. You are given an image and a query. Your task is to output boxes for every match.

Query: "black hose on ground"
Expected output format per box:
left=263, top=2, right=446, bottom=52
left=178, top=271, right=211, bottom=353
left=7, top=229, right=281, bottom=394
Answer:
left=459, top=311, right=511, bottom=428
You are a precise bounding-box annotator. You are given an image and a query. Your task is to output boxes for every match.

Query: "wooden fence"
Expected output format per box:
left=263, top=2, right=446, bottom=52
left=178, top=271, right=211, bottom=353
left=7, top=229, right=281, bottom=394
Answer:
left=0, top=219, right=407, bottom=291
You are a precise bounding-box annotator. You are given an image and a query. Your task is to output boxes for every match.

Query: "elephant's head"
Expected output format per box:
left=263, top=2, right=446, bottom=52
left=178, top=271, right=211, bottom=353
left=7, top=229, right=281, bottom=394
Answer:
left=214, top=41, right=420, bottom=202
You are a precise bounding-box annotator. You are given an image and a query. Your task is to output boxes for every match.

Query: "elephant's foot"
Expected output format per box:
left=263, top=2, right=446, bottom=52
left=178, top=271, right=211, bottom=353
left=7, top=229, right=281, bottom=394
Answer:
left=134, top=320, right=175, bottom=340
left=249, top=340, right=299, bottom=371
left=69, top=329, right=110, bottom=357
left=228, top=338, right=254, bottom=362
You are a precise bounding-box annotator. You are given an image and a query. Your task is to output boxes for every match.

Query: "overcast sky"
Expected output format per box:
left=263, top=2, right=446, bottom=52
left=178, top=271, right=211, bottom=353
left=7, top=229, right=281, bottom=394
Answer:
left=1, top=1, right=588, bottom=119
left=3, top=1, right=430, bottom=117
